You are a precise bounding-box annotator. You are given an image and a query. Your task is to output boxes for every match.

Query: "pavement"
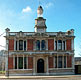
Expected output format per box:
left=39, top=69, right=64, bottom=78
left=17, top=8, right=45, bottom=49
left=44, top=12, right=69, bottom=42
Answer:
left=0, top=75, right=81, bottom=79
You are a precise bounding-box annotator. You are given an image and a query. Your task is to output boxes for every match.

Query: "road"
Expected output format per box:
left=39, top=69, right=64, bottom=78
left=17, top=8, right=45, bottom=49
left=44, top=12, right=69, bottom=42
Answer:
left=0, top=75, right=81, bottom=80
left=0, top=78, right=81, bottom=80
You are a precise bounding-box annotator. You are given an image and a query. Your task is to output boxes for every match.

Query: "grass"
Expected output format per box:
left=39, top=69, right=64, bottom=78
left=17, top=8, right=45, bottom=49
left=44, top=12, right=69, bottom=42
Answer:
left=0, top=71, right=5, bottom=74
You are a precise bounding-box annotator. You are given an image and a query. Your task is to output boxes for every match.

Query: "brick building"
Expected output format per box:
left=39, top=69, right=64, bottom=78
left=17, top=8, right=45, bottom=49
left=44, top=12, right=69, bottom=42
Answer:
left=75, top=57, right=81, bottom=74
left=5, top=6, right=75, bottom=75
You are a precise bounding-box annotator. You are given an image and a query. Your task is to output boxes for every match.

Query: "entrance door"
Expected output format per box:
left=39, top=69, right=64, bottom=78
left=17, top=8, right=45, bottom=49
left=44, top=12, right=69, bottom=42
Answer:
left=37, top=59, right=44, bottom=73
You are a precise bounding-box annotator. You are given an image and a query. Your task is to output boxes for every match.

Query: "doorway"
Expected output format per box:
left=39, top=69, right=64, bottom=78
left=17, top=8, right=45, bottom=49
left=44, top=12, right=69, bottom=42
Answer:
left=37, top=59, right=44, bottom=73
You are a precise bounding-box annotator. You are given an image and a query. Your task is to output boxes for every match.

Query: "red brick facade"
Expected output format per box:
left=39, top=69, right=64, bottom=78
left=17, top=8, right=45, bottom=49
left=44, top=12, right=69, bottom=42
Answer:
left=5, top=6, right=75, bottom=75
left=28, top=57, right=33, bottom=69
left=67, top=56, right=72, bottom=68
left=9, top=39, right=14, bottom=50
left=48, top=57, right=54, bottom=68
left=48, top=39, right=54, bottom=50
left=27, top=39, right=33, bottom=51
left=66, top=39, right=71, bottom=50
left=8, top=57, right=13, bottom=69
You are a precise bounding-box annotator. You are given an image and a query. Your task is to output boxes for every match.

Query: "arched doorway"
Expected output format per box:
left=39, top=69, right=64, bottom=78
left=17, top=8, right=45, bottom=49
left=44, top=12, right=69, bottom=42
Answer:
left=37, top=59, right=44, bottom=73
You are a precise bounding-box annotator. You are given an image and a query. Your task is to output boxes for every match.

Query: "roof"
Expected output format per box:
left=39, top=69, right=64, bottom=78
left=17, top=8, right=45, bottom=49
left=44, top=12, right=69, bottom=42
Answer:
left=75, top=57, right=81, bottom=61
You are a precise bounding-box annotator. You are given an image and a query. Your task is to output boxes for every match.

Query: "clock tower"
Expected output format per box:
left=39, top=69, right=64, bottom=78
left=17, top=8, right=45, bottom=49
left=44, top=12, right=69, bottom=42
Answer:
left=35, top=6, right=47, bottom=33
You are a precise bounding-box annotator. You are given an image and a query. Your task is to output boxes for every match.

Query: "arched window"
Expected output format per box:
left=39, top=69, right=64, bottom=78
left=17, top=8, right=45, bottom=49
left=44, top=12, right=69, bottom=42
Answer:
left=36, top=40, right=40, bottom=50
left=41, top=40, right=46, bottom=50
left=58, top=40, right=62, bottom=50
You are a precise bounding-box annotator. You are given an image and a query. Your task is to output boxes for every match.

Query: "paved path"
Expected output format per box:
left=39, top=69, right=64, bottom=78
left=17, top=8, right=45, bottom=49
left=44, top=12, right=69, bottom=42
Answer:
left=0, top=75, right=81, bottom=80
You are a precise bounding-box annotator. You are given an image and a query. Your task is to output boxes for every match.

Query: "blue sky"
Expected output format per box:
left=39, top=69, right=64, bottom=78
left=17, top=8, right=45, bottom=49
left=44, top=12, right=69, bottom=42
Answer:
left=0, top=0, right=81, bottom=57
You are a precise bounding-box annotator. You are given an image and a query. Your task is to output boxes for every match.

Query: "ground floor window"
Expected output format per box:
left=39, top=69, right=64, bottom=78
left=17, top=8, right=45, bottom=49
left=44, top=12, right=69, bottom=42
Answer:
left=15, top=56, right=27, bottom=69
left=19, top=57, right=23, bottom=69
left=54, top=55, right=67, bottom=68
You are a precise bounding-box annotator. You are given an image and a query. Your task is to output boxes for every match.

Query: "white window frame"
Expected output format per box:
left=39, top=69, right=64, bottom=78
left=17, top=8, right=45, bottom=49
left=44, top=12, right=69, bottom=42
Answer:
left=14, top=55, right=28, bottom=69
left=15, top=39, right=27, bottom=51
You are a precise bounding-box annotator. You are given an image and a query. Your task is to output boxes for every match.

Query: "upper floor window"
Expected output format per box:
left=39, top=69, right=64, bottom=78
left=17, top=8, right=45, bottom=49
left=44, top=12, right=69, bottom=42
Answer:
left=58, top=40, right=62, bottom=50
left=16, top=40, right=26, bottom=51
left=36, top=40, right=40, bottom=50
left=55, top=40, right=66, bottom=51
left=19, top=40, right=23, bottom=50
left=36, top=40, right=46, bottom=50
left=41, top=40, right=46, bottom=50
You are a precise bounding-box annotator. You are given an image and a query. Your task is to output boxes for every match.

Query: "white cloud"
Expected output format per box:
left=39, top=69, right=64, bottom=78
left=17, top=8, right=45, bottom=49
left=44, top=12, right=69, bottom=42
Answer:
left=45, top=2, right=53, bottom=8
left=22, top=6, right=32, bottom=13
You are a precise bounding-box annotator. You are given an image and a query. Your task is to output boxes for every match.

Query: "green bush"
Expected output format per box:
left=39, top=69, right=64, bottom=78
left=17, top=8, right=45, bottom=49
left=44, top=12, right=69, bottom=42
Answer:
left=0, top=71, right=5, bottom=74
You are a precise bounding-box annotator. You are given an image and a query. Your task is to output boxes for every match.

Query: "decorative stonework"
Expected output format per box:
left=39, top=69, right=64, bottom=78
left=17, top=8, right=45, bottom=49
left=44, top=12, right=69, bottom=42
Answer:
left=5, top=5, right=75, bottom=76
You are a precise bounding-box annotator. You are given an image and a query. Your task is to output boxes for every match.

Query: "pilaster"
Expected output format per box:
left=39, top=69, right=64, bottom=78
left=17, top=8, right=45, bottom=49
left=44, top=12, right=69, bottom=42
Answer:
left=23, top=41, right=24, bottom=51
left=23, top=55, right=24, bottom=69
left=54, top=38, right=55, bottom=50
left=6, top=40, right=9, bottom=51
left=14, top=38, right=16, bottom=51
left=26, top=40, right=27, bottom=51
left=5, top=54, right=8, bottom=72
left=62, top=40, right=63, bottom=50
left=40, top=40, right=41, bottom=50
left=27, top=55, right=28, bottom=69
left=46, top=39, right=48, bottom=50
left=62, top=54, right=64, bottom=68
left=46, top=56, right=49, bottom=74
left=17, top=40, right=19, bottom=51
left=57, top=40, right=58, bottom=50
left=65, top=40, right=66, bottom=50
left=13, top=55, right=15, bottom=69
left=33, top=57, right=36, bottom=75
left=66, top=55, right=67, bottom=68
left=72, top=54, right=74, bottom=69
left=17, top=55, right=18, bottom=69
left=57, top=54, right=58, bottom=68
left=72, top=39, right=74, bottom=50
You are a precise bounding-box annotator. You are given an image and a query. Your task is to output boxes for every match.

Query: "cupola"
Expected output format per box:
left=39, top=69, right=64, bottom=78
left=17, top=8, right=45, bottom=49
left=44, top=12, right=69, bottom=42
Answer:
left=34, top=6, right=47, bottom=33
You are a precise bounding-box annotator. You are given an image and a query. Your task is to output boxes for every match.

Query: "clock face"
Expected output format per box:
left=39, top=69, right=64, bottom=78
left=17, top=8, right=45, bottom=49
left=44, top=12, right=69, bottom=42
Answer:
left=37, top=21, right=44, bottom=26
